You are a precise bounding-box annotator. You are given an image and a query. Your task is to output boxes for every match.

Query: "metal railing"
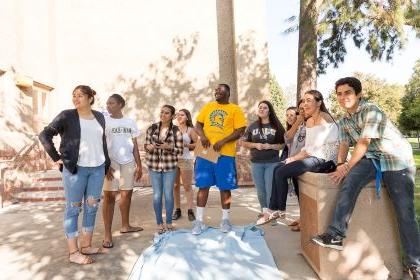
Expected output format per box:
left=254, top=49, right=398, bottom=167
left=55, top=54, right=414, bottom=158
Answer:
left=0, top=134, right=48, bottom=208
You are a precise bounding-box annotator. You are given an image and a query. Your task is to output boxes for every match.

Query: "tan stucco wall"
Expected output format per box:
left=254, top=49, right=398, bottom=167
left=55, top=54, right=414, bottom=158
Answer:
left=0, top=0, right=269, bottom=136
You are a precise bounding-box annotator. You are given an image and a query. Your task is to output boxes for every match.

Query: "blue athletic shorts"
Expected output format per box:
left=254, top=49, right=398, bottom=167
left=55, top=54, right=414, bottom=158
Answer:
left=194, top=155, right=238, bottom=190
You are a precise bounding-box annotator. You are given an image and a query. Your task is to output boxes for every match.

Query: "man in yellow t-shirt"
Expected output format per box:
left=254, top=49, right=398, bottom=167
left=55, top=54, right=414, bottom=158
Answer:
left=192, top=83, right=246, bottom=235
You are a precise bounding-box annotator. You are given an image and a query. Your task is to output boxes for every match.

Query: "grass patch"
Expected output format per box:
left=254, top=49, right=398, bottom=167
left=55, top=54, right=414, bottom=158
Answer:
left=408, top=137, right=420, bottom=150
left=415, top=173, right=420, bottom=225
left=414, top=150, right=420, bottom=168
left=410, top=137, right=420, bottom=224
left=405, top=138, right=420, bottom=224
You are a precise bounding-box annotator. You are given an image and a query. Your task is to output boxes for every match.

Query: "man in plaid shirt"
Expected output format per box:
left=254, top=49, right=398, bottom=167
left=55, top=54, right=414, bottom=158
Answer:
left=311, top=77, right=419, bottom=279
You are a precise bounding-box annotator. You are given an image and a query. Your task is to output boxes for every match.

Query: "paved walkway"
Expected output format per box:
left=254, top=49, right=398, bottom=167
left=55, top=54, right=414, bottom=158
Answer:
left=0, top=187, right=317, bottom=280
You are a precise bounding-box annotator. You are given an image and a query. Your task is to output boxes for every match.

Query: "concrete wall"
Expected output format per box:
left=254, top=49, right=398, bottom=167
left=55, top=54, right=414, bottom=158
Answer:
left=0, top=0, right=270, bottom=138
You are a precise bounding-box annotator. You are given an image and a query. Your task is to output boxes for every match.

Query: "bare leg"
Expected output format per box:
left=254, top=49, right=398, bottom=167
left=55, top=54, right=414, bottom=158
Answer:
left=102, top=191, right=117, bottom=244
left=220, top=190, right=231, bottom=209
left=197, top=188, right=210, bottom=207
left=67, top=237, right=79, bottom=254
left=173, top=168, right=181, bottom=209
left=120, top=190, right=143, bottom=232
left=180, top=169, right=194, bottom=209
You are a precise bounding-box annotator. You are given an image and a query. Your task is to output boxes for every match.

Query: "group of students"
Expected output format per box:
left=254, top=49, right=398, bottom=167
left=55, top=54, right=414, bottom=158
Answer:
left=39, top=78, right=419, bottom=278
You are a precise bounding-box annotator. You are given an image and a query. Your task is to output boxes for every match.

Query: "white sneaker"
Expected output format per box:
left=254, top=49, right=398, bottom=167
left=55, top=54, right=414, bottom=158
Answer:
left=191, top=220, right=207, bottom=235
left=220, top=219, right=232, bottom=233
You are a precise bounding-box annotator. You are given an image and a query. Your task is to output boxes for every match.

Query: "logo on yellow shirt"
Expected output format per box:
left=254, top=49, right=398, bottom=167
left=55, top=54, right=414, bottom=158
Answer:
left=209, top=109, right=227, bottom=129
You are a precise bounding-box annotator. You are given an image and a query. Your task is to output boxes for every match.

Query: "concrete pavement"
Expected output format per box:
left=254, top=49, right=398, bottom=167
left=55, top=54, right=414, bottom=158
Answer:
left=0, top=187, right=317, bottom=280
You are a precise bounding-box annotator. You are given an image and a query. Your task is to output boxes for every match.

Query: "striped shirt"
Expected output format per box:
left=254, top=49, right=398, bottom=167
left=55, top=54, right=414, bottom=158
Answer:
left=338, top=101, right=414, bottom=171
left=145, top=122, right=183, bottom=172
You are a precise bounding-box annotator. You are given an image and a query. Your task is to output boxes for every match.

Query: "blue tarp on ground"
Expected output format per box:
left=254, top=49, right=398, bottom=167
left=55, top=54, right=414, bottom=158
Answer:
left=128, top=225, right=283, bottom=280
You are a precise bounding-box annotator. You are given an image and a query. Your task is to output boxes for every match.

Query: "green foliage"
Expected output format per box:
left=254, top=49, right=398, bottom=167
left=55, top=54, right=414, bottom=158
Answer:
left=399, top=59, right=420, bottom=131
left=327, top=72, right=404, bottom=123
left=405, top=1, right=420, bottom=37
left=316, top=0, right=417, bottom=74
left=269, top=74, right=287, bottom=124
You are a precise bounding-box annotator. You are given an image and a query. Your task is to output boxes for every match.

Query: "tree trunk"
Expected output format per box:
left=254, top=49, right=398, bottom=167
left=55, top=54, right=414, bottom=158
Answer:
left=296, top=0, right=321, bottom=103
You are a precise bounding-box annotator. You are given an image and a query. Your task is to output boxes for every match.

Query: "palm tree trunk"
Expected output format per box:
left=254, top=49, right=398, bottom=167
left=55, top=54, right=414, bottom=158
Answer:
left=296, top=0, right=322, bottom=103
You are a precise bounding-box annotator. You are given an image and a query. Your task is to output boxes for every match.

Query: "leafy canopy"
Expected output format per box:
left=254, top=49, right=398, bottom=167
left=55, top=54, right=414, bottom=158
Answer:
left=317, top=0, right=418, bottom=74
left=399, top=59, right=420, bottom=131
left=328, top=72, right=404, bottom=123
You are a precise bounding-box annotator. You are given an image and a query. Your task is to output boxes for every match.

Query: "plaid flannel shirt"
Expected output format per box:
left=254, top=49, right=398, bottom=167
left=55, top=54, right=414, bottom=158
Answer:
left=145, top=122, right=183, bottom=172
left=338, top=101, right=414, bottom=171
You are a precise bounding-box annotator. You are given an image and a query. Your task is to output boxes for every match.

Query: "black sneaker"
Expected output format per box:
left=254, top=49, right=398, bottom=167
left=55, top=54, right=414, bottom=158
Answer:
left=187, top=209, right=196, bottom=221
left=311, top=232, right=343, bottom=251
left=172, top=209, right=181, bottom=220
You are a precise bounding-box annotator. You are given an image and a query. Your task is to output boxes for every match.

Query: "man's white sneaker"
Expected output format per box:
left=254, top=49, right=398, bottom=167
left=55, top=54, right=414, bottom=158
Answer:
left=191, top=220, right=207, bottom=235
left=220, top=219, right=232, bottom=233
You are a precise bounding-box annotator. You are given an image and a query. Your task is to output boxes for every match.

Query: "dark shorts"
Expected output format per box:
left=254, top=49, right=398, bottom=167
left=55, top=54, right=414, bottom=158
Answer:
left=194, top=155, right=238, bottom=191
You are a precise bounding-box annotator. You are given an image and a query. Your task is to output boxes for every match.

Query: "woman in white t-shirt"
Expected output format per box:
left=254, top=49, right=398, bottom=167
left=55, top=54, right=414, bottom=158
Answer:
left=39, top=85, right=110, bottom=265
left=102, top=94, right=143, bottom=249
left=172, top=109, right=198, bottom=221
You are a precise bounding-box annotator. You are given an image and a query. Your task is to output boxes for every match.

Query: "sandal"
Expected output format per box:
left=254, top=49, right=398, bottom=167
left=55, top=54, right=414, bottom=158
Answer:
left=288, top=220, right=300, bottom=227
left=166, top=224, right=175, bottom=232
left=157, top=225, right=166, bottom=235
left=102, top=240, right=114, bottom=249
left=256, top=211, right=285, bottom=226
left=291, top=224, right=300, bottom=232
left=69, top=250, right=94, bottom=265
left=80, top=246, right=108, bottom=255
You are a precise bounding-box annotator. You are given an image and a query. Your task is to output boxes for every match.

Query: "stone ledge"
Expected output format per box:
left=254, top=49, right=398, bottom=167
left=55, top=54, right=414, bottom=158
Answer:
left=299, top=172, right=402, bottom=280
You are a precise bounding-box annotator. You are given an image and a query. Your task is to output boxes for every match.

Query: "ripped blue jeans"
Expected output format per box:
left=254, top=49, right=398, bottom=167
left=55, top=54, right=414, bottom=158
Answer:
left=62, top=164, right=105, bottom=239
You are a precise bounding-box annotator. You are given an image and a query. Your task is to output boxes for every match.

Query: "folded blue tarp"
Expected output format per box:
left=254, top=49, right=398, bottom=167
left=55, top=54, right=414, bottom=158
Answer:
left=128, top=225, right=283, bottom=280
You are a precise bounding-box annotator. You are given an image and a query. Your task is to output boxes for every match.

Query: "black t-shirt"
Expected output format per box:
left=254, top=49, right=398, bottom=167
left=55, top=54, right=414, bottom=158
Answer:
left=244, top=121, right=285, bottom=163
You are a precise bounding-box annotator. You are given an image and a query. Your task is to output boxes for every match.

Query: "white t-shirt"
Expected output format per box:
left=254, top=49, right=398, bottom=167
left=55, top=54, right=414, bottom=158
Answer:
left=77, top=118, right=106, bottom=167
left=105, top=116, right=140, bottom=164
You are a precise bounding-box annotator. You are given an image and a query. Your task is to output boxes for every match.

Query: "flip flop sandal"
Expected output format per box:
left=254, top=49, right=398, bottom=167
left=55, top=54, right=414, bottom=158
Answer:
left=120, top=226, right=144, bottom=234
left=102, top=240, right=114, bottom=249
left=80, top=246, right=107, bottom=255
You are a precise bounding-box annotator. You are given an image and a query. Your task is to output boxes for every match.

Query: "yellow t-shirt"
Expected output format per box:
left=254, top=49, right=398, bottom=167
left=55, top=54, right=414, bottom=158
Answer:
left=196, top=101, right=246, bottom=157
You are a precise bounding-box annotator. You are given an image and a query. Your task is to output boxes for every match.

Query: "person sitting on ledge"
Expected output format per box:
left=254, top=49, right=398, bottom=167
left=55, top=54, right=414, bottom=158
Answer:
left=256, top=90, right=338, bottom=226
left=311, top=77, right=420, bottom=279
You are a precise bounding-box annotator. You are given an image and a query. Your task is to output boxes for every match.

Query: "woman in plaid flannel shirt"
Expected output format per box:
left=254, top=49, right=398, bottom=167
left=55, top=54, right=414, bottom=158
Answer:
left=144, top=105, right=183, bottom=234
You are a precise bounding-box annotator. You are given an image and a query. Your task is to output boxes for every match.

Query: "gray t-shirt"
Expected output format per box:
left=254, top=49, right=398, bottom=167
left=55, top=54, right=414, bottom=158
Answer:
left=285, top=124, right=306, bottom=157
left=244, top=121, right=285, bottom=163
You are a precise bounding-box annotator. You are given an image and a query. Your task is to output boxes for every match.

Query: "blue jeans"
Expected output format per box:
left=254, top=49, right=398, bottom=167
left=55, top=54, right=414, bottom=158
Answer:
left=270, top=157, right=333, bottom=211
left=327, top=158, right=420, bottom=267
left=149, top=169, right=177, bottom=225
left=62, top=164, right=105, bottom=239
left=251, top=162, right=280, bottom=209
